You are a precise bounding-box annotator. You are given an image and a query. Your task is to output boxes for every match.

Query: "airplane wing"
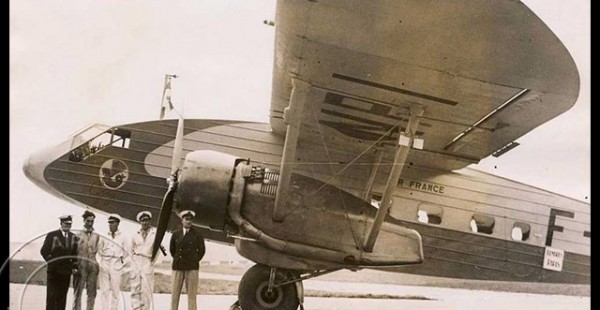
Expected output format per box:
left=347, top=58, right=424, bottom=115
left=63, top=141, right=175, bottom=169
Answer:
left=268, top=0, right=579, bottom=195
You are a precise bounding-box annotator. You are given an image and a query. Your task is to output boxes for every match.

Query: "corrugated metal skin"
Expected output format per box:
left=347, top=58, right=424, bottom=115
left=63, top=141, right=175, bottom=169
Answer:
left=44, top=120, right=589, bottom=283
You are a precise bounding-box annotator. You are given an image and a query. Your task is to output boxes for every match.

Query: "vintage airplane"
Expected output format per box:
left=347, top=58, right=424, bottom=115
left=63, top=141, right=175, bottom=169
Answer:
left=23, top=1, right=589, bottom=309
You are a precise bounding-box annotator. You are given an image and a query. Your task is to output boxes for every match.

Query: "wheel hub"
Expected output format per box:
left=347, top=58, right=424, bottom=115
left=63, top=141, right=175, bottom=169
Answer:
left=256, top=282, right=283, bottom=307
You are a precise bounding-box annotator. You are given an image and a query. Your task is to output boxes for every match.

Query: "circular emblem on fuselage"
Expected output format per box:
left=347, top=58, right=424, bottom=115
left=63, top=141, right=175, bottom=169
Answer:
left=99, top=159, right=129, bottom=189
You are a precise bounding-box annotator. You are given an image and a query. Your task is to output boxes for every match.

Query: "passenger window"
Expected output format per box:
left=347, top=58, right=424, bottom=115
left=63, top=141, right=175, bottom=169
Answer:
left=511, top=222, right=530, bottom=241
left=370, top=194, right=382, bottom=208
left=470, top=214, right=495, bottom=234
left=370, top=193, right=393, bottom=209
left=416, top=204, right=443, bottom=225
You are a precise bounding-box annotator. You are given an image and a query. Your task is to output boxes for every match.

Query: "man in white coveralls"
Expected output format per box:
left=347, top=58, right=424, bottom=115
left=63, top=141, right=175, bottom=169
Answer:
left=130, top=211, right=157, bottom=310
left=97, top=213, right=130, bottom=310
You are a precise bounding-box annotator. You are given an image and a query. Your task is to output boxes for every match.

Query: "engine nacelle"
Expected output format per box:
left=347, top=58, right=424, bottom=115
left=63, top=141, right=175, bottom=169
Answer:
left=175, top=150, right=423, bottom=270
left=176, top=150, right=243, bottom=230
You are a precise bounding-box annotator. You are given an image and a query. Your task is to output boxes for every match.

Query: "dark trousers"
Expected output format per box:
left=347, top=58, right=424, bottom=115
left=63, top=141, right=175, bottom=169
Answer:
left=46, top=272, right=72, bottom=310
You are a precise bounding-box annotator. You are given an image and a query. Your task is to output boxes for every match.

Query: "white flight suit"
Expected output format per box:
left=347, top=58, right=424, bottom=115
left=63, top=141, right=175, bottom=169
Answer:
left=130, top=227, right=157, bottom=310
left=97, top=230, right=130, bottom=310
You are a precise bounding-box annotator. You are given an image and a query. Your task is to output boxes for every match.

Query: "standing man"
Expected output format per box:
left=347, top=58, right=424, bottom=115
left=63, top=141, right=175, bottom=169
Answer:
left=130, top=211, right=157, bottom=310
left=169, top=210, right=206, bottom=310
left=73, top=210, right=100, bottom=310
left=97, top=213, right=130, bottom=310
left=40, top=215, right=79, bottom=310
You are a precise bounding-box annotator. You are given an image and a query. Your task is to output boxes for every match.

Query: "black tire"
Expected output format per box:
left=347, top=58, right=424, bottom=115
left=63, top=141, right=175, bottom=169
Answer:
left=238, top=264, right=300, bottom=310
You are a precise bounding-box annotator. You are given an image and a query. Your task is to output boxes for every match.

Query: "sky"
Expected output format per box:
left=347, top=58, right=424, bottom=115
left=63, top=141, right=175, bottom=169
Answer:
left=9, top=0, right=589, bottom=255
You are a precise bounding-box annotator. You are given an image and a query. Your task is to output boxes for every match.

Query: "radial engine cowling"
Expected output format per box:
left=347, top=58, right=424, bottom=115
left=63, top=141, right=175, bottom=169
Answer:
left=175, top=150, right=244, bottom=230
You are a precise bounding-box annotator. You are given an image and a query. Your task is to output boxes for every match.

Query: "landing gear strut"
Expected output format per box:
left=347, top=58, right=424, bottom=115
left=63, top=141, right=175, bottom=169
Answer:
left=237, top=264, right=302, bottom=310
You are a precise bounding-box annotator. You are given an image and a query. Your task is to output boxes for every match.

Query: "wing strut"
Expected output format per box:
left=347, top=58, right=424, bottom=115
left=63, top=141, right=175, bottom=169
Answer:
left=362, top=150, right=384, bottom=202
left=363, top=105, right=424, bottom=252
left=273, top=78, right=311, bottom=222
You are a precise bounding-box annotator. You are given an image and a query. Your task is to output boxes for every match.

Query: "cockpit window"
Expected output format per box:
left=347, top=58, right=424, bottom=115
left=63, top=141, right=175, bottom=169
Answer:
left=69, top=124, right=109, bottom=150
left=69, top=127, right=131, bottom=162
left=110, top=128, right=131, bottom=148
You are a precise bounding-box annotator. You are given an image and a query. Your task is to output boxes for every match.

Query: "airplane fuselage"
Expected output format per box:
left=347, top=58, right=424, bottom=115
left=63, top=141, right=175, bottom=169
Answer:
left=24, top=119, right=590, bottom=284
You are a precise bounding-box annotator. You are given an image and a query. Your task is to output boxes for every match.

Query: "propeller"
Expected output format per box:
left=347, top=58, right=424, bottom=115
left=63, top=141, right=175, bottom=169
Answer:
left=152, top=116, right=184, bottom=261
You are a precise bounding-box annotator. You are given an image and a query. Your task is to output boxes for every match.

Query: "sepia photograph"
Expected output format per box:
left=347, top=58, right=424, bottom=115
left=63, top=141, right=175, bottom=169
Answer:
left=9, top=0, right=589, bottom=309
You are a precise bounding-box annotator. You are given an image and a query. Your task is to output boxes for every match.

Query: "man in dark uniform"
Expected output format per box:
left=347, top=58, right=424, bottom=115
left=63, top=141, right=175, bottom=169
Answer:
left=40, top=215, right=79, bottom=310
left=169, top=210, right=205, bottom=310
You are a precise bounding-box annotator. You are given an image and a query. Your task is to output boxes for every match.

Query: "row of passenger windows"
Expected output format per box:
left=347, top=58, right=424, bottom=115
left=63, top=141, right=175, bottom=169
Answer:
left=416, top=205, right=531, bottom=241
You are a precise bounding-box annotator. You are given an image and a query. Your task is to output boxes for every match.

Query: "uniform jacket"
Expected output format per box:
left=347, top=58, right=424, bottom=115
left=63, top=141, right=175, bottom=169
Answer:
left=132, top=227, right=157, bottom=259
left=97, top=229, right=130, bottom=271
left=97, top=229, right=130, bottom=259
left=75, top=228, right=100, bottom=270
left=40, top=229, right=79, bottom=275
left=169, top=227, right=205, bottom=270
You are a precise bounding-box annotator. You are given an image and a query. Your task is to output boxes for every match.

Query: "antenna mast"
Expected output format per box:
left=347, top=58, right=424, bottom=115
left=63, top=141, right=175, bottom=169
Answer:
left=159, top=74, right=178, bottom=119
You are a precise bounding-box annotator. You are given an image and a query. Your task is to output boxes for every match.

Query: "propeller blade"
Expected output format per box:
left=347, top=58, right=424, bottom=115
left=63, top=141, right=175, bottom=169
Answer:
left=171, top=117, right=184, bottom=174
left=152, top=186, right=176, bottom=261
left=153, top=112, right=185, bottom=261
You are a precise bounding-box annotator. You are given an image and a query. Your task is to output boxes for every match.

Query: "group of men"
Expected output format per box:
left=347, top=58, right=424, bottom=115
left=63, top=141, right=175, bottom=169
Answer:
left=40, top=209, right=205, bottom=310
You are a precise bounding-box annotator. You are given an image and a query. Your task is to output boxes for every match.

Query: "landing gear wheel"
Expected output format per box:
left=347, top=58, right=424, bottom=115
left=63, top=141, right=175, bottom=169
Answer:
left=239, top=264, right=300, bottom=310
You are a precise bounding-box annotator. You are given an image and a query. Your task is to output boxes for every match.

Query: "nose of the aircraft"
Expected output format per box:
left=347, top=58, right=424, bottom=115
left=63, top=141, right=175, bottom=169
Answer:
left=23, top=149, right=52, bottom=193
left=22, top=141, right=72, bottom=197
left=22, top=156, right=32, bottom=179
